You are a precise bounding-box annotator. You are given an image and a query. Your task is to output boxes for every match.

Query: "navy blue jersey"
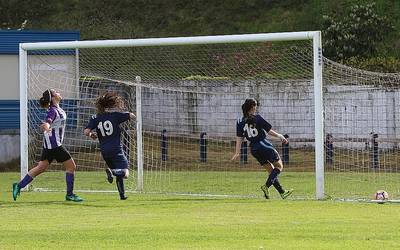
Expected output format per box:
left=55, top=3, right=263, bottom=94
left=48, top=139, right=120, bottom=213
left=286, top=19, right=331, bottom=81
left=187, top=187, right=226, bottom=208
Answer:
left=236, top=114, right=272, bottom=145
left=85, top=112, right=130, bottom=157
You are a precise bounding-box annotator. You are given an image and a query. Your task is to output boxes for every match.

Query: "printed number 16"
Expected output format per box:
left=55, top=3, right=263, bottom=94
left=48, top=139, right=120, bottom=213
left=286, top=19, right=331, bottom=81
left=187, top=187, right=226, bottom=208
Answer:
left=244, top=123, right=258, bottom=137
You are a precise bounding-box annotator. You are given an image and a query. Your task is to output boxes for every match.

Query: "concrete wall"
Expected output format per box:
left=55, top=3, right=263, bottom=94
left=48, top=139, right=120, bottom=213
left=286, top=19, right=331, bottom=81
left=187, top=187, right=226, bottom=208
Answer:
left=0, top=132, right=20, bottom=163
left=28, top=55, right=78, bottom=99
left=0, top=55, right=19, bottom=99
left=0, top=54, right=77, bottom=101
left=140, top=80, right=399, bottom=149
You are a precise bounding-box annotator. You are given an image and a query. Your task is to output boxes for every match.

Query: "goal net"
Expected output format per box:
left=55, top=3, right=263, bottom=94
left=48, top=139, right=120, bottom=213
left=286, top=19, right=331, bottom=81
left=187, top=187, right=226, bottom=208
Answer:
left=20, top=32, right=399, bottom=200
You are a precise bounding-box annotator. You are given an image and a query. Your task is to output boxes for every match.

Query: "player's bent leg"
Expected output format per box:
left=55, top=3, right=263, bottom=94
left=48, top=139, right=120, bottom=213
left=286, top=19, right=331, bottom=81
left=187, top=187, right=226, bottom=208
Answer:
left=271, top=160, right=294, bottom=199
left=260, top=184, right=270, bottom=199
left=12, top=161, right=49, bottom=201
left=111, top=169, right=127, bottom=177
left=105, top=168, right=113, bottom=183
left=280, top=189, right=294, bottom=199
left=272, top=159, right=284, bottom=171
left=28, top=160, right=50, bottom=177
left=116, top=176, right=127, bottom=200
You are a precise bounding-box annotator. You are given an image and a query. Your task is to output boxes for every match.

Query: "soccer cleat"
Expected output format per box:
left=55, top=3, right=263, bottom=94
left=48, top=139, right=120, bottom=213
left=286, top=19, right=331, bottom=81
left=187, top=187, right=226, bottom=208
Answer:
left=120, top=196, right=128, bottom=200
left=105, top=168, right=113, bottom=183
left=65, top=194, right=83, bottom=202
left=280, top=189, right=294, bottom=199
left=260, top=184, right=270, bottom=199
left=12, top=182, right=21, bottom=201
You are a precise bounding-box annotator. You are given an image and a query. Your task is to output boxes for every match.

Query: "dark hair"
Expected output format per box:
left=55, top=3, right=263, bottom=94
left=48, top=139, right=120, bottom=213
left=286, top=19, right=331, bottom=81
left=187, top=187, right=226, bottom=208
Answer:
left=39, top=89, right=52, bottom=108
left=241, top=98, right=258, bottom=125
left=96, top=91, right=125, bottom=114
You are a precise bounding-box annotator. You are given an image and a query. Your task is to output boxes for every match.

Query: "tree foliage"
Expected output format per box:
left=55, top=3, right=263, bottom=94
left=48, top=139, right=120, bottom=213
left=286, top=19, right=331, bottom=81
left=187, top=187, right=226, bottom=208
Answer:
left=322, top=2, right=394, bottom=61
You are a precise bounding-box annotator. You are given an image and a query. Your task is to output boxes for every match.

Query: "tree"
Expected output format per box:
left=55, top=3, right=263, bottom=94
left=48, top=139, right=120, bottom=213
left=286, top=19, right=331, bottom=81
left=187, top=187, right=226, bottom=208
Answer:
left=322, top=2, right=394, bottom=61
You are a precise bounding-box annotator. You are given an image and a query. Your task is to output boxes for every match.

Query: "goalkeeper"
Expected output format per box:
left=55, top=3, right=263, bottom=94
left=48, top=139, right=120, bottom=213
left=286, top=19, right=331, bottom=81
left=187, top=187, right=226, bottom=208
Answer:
left=84, top=92, right=135, bottom=200
left=231, top=98, right=293, bottom=199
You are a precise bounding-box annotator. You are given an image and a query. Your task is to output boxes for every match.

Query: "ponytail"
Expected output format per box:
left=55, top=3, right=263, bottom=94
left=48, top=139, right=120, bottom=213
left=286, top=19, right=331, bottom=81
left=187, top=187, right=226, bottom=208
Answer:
left=241, top=98, right=257, bottom=125
left=39, top=89, right=52, bottom=108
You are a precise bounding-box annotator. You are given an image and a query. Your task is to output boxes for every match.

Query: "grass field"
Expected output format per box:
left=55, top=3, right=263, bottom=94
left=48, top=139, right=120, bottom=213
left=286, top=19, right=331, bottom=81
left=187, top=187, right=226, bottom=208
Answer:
left=2, top=172, right=400, bottom=249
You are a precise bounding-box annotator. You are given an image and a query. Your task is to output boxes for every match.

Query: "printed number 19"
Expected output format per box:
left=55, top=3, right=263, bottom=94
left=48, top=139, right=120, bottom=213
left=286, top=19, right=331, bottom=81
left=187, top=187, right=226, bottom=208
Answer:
left=98, top=120, right=113, bottom=136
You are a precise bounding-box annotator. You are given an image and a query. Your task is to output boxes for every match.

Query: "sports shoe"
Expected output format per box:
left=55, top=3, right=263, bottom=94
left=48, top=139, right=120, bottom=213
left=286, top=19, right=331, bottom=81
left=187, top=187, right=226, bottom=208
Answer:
left=105, top=168, right=113, bottom=183
left=12, top=182, right=21, bottom=201
left=260, top=184, right=270, bottom=199
left=120, top=196, right=128, bottom=200
left=280, top=189, right=294, bottom=199
left=65, top=194, right=84, bottom=202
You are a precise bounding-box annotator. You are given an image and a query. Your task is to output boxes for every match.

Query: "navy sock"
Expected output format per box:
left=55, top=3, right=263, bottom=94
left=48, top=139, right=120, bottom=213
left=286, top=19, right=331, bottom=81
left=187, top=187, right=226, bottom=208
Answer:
left=116, top=176, right=125, bottom=198
left=266, top=168, right=281, bottom=188
left=112, top=169, right=126, bottom=177
left=273, top=179, right=285, bottom=194
left=66, top=172, right=74, bottom=196
left=18, top=174, right=33, bottom=189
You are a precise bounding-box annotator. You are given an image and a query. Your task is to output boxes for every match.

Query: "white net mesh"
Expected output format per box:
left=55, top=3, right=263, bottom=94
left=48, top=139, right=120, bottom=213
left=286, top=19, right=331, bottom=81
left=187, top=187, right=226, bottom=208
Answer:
left=24, top=36, right=400, bottom=200
left=323, top=59, right=400, bottom=200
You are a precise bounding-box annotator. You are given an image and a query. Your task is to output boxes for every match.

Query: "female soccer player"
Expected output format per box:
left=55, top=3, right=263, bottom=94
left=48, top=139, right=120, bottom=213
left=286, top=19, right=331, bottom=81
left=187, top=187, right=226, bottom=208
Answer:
left=231, top=98, right=293, bottom=199
left=84, top=92, right=135, bottom=200
left=12, top=89, right=83, bottom=202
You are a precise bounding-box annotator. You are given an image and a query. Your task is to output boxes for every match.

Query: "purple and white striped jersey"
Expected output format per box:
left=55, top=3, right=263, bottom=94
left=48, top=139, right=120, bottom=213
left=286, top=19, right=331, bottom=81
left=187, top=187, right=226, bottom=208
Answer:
left=43, top=105, right=66, bottom=149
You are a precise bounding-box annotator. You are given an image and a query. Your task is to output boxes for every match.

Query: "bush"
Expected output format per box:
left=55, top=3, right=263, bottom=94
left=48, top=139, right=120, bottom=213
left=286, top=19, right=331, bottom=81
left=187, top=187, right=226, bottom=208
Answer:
left=322, top=2, right=394, bottom=61
left=344, top=56, right=400, bottom=73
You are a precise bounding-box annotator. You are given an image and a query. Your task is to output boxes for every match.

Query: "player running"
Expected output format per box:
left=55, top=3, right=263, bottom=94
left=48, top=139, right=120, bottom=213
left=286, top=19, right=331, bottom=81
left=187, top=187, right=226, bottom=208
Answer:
left=231, top=98, right=293, bottom=199
left=84, top=92, right=135, bottom=200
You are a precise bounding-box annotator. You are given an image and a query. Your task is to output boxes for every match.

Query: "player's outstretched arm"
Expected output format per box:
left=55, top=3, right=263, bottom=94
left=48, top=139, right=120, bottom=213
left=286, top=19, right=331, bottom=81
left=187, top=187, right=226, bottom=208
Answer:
left=268, top=129, right=288, bottom=144
left=231, top=136, right=244, bottom=160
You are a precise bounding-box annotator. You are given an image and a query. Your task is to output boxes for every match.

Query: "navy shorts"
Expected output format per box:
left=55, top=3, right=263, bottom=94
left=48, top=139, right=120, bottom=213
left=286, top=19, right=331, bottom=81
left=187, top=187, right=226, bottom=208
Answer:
left=103, top=152, right=129, bottom=169
left=40, top=145, right=72, bottom=164
left=251, top=140, right=280, bottom=165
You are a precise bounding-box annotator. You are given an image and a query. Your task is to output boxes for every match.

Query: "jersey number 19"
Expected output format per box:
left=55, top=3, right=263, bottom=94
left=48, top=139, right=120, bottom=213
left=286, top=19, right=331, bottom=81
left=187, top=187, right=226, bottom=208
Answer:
left=98, top=120, right=114, bottom=136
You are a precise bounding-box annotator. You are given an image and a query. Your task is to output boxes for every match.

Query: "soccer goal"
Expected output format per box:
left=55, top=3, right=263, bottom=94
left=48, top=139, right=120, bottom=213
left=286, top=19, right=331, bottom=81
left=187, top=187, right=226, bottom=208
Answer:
left=19, top=31, right=399, bottom=200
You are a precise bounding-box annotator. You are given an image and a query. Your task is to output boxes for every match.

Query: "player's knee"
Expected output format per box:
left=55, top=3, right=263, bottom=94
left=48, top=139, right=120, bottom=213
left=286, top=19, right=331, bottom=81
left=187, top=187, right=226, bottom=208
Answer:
left=273, top=160, right=284, bottom=171
left=124, top=169, right=129, bottom=178
left=63, top=159, right=76, bottom=172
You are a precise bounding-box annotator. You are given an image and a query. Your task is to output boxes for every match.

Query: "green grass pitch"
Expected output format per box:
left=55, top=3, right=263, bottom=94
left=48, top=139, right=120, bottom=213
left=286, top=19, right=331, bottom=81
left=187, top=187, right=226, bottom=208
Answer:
left=1, top=172, right=400, bottom=249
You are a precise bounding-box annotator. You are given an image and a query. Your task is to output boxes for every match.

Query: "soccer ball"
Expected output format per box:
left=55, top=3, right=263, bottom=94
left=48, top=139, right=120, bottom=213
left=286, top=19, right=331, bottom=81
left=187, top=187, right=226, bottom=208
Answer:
left=375, top=190, right=389, bottom=201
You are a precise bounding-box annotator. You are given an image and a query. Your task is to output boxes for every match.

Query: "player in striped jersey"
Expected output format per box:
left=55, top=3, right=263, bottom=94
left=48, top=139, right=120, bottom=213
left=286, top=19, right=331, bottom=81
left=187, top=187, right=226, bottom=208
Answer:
left=84, top=92, right=135, bottom=200
left=231, top=98, right=293, bottom=199
left=12, top=89, right=83, bottom=202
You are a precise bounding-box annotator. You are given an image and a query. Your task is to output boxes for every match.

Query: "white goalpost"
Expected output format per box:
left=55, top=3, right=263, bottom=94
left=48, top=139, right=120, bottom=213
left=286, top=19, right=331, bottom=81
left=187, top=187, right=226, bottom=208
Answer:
left=19, top=31, right=399, bottom=200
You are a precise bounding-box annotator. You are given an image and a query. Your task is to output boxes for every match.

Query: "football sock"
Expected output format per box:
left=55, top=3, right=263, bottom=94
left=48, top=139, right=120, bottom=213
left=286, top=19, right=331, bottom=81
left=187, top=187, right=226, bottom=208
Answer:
left=266, top=168, right=281, bottom=188
left=18, top=174, right=33, bottom=189
left=273, top=179, right=285, bottom=194
left=66, top=172, right=74, bottom=196
left=111, top=169, right=126, bottom=177
left=116, top=176, right=125, bottom=199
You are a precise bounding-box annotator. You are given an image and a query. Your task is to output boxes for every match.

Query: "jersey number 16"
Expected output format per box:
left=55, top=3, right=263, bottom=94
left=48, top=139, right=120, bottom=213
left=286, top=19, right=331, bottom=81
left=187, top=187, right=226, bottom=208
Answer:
left=244, top=123, right=258, bottom=138
left=98, top=120, right=114, bottom=136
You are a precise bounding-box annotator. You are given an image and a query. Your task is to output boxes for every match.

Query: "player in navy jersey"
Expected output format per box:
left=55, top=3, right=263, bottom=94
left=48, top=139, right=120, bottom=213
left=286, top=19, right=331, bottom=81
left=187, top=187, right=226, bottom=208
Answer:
left=231, top=98, right=293, bottom=199
left=84, top=92, right=135, bottom=200
left=12, top=89, right=83, bottom=202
